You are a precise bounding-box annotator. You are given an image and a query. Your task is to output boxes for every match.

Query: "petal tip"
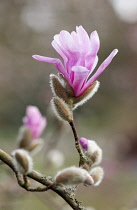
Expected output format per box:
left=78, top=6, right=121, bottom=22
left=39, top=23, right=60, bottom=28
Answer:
left=114, top=49, right=119, bottom=56
left=32, top=55, right=39, bottom=60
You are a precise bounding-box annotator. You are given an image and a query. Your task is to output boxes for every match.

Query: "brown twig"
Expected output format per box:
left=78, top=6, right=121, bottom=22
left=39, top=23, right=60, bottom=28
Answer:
left=0, top=149, right=86, bottom=210
left=69, top=121, right=87, bottom=167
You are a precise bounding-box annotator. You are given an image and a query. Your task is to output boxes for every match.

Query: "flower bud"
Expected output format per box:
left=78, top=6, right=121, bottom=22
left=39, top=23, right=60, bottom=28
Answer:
left=55, top=166, right=94, bottom=186
left=79, top=137, right=102, bottom=166
left=23, top=105, right=47, bottom=139
left=90, top=167, right=104, bottom=186
left=73, top=81, right=100, bottom=109
left=51, top=97, right=73, bottom=122
left=12, top=149, right=33, bottom=174
left=17, top=126, right=32, bottom=149
left=50, top=74, right=69, bottom=103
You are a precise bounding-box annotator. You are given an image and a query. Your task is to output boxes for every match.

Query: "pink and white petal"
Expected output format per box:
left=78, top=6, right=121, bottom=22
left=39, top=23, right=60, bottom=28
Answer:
left=71, top=31, right=79, bottom=49
left=91, top=55, right=99, bottom=72
left=53, top=34, right=60, bottom=45
left=59, top=30, right=78, bottom=53
left=52, top=40, right=68, bottom=64
left=90, top=30, right=100, bottom=55
left=76, top=26, right=91, bottom=54
left=37, top=117, right=47, bottom=138
left=71, top=66, right=89, bottom=96
left=32, top=55, right=69, bottom=80
left=84, top=31, right=100, bottom=70
left=82, top=49, right=118, bottom=92
left=25, top=106, right=41, bottom=125
left=85, top=54, right=98, bottom=73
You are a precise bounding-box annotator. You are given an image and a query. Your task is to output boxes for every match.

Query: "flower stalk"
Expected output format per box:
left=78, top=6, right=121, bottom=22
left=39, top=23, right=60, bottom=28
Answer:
left=69, top=120, right=87, bottom=167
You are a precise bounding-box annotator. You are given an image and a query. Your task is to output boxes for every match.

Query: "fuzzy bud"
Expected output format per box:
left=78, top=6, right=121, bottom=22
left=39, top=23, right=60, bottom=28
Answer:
left=51, top=97, right=73, bottom=122
left=90, top=167, right=104, bottom=186
left=55, top=166, right=94, bottom=186
left=17, top=126, right=32, bottom=149
left=73, top=81, right=100, bottom=109
left=79, top=137, right=102, bottom=166
left=50, top=74, right=69, bottom=103
left=12, top=149, right=33, bottom=174
left=23, top=105, right=47, bottom=139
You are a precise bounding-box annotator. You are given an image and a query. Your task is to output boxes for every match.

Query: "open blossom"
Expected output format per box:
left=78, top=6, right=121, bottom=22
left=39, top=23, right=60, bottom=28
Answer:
left=23, top=106, right=47, bottom=139
left=33, top=26, right=118, bottom=97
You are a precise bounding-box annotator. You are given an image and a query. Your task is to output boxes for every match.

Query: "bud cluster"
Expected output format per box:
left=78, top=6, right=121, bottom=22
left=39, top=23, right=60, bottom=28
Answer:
left=12, top=106, right=46, bottom=175
left=50, top=74, right=100, bottom=122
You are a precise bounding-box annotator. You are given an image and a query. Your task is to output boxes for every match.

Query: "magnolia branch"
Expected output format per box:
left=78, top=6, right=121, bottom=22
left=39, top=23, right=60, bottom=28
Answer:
left=69, top=120, right=87, bottom=167
left=0, top=149, right=86, bottom=210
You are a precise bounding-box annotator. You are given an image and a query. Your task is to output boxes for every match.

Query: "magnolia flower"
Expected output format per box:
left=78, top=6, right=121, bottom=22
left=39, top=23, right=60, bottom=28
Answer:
left=23, top=106, right=47, bottom=139
left=33, top=26, right=118, bottom=97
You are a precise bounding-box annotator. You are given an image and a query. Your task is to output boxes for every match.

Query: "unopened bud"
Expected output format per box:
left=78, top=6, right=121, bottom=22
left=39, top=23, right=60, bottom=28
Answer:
left=55, top=166, right=94, bottom=186
left=12, top=149, right=33, bottom=174
left=50, top=74, right=69, bottom=103
left=17, top=126, right=32, bottom=149
left=90, top=167, right=104, bottom=186
left=73, top=81, right=100, bottom=109
left=79, top=138, right=102, bottom=166
left=51, top=97, right=73, bottom=122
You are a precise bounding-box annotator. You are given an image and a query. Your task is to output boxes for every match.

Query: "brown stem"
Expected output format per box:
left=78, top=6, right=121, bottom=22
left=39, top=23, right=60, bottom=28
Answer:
left=69, top=121, right=87, bottom=167
left=0, top=149, right=86, bottom=210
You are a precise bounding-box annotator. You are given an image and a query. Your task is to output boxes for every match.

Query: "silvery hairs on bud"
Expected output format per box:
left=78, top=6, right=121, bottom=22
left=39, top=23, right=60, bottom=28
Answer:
left=87, top=140, right=102, bottom=166
left=73, top=81, right=100, bottom=109
left=12, top=149, right=33, bottom=175
left=55, top=166, right=94, bottom=186
left=51, top=97, right=73, bottom=122
left=50, top=74, right=69, bottom=103
left=90, top=166, right=104, bottom=186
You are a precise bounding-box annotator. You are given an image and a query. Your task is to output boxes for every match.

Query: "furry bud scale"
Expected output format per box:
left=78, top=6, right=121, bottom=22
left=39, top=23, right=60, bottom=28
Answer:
left=12, top=149, right=33, bottom=174
left=50, top=74, right=69, bottom=103
left=55, top=166, right=94, bottom=186
left=51, top=97, right=73, bottom=122
left=90, top=167, right=104, bottom=186
left=73, top=81, right=100, bottom=109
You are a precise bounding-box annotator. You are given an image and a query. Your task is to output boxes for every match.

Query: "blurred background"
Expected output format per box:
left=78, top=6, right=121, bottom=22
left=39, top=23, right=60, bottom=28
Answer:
left=0, top=0, right=137, bottom=209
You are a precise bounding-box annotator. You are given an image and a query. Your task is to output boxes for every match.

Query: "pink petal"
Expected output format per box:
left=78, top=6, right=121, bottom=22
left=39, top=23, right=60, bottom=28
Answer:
left=59, top=30, right=78, bottom=53
left=83, top=49, right=118, bottom=91
left=79, top=137, right=88, bottom=150
left=71, top=66, right=89, bottom=96
left=90, top=30, right=100, bottom=54
left=52, top=40, right=68, bottom=65
left=37, top=117, right=47, bottom=138
left=76, top=26, right=91, bottom=54
left=85, top=31, right=100, bottom=70
left=32, top=55, right=69, bottom=80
